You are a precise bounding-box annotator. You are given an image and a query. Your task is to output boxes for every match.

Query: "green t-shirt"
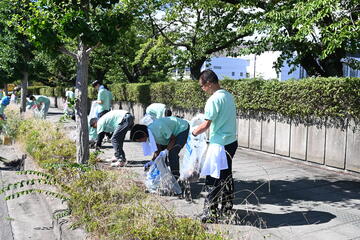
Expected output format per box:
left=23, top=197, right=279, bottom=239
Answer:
left=146, top=103, right=166, bottom=119
left=148, top=116, right=189, bottom=145
left=36, top=96, right=50, bottom=105
left=204, top=89, right=237, bottom=145
left=0, top=105, right=5, bottom=115
left=97, top=87, right=112, bottom=112
left=97, top=110, right=128, bottom=134
left=88, top=121, right=98, bottom=140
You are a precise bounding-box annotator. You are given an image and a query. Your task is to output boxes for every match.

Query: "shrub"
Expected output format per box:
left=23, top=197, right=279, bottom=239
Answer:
left=27, top=86, right=43, bottom=95
left=3, top=108, right=223, bottom=240
left=126, top=83, right=151, bottom=105
left=54, top=86, right=65, bottom=97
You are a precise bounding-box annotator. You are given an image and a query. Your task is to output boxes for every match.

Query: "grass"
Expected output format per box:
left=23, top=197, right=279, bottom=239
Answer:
left=2, top=106, right=224, bottom=240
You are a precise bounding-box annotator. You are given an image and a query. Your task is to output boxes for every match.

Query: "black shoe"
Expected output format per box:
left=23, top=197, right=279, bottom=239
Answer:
left=199, top=209, right=218, bottom=224
left=178, top=180, right=192, bottom=202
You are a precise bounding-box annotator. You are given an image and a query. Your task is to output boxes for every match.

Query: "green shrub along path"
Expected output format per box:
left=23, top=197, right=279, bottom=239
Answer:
left=0, top=107, right=223, bottom=240
left=33, top=77, right=360, bottom=123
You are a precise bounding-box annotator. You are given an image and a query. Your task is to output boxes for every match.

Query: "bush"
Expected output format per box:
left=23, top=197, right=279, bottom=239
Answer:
left=27, top=86, right=43, bottom=95
left=122, top=77, right=360, bottom=121
left=54, top=86, right=65, bottom=97
left=39, top=87, right=54, bottom=97
left=37, top=77, right=360, bottom=120
left=4, top=108, right=223, bottom=240
left=88, top=86, right=97, bottom=100
left=126, top=83, right=151, bottom=105
left=111, top=83, right=127, bottom=101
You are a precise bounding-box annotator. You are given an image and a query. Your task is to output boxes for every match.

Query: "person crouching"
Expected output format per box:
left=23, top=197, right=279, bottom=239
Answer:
left=130, top=116, right=189, bottom=179
left=90, top=110, right=134, bottom=167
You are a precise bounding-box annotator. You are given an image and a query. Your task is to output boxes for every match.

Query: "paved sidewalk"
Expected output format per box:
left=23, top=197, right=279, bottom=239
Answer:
left=49, top=108, right=360, bottom=239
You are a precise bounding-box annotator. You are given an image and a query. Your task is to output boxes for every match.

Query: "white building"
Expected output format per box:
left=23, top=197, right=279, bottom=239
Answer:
left=173, top=52, right=360, bottom=80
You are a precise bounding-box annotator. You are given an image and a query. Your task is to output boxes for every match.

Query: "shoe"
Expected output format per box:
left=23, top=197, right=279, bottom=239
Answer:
left=198, top=208, right=218, bottom=224
left=111, top=160, right=127, bottom=167
left=104, top=157, right=118, bottom=163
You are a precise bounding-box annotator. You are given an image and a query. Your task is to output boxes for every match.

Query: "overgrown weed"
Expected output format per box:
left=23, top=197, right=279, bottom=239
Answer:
left=1, top=107, right=223, bottom=240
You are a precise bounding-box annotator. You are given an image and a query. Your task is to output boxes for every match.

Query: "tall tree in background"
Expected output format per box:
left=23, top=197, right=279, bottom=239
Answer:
left=144, top=0, right=257, bottom=79
left=9, top=0, right=133, bottom=164
left=90, top=17, right=176, bottom=84
left=0, top=0, right=35, bottom=112
left=233, top=0, right=360, bottom=76
left=31, top=50, right=77, bottom=87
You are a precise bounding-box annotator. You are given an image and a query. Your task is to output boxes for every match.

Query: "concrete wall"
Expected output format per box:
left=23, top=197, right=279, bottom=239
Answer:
left=50, top=97, right=360, bottom=174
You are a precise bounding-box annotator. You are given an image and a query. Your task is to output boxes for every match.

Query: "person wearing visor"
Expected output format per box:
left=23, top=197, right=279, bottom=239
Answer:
left=92, top=80, right=112, bottom=119
left=130, top=116, right=189, bottom=179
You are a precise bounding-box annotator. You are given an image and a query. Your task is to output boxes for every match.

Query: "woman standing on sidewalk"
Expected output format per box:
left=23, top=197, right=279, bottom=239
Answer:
left=192, top=69, right=238, bottom=223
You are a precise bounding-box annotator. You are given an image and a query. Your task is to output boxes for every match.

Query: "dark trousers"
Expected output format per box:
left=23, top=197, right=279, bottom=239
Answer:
left=112, top=113, right=134, bottom=160
left=168, top=126, right=190, bottom=179
left=205, top=140, right=238, bottom=211
left=98, top=109, right=109, bottom=119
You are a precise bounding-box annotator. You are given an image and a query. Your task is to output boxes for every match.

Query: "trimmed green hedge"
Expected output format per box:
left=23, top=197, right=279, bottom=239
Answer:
left=27, top=86, right=43, bottom=95
left=38, top=77, right=360, bottom=120
left=39, top=87, right=54, bottom=97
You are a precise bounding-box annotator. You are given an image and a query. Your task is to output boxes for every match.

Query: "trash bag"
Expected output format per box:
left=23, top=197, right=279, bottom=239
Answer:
left=139, top=114, right=155, bottom=126
left=179, top=114, right=208, bottom=182
left=88, top=101, right=99, bottom=141
left=32, top=105, right=43, bottom=119
left=145, top=150, right=182, bottom=195
left=89, top=101, right=99, bottom=119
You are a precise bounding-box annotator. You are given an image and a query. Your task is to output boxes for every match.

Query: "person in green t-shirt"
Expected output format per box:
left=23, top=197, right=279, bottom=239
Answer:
left=92, top=80, right=112, bottom=119
left=29, top=95, right=51, bottom=119
left=130, top=116, right=189, bottom=179
left=192, top=69, right=238, bottom=223
left=90, top=110, right=134, bottom=167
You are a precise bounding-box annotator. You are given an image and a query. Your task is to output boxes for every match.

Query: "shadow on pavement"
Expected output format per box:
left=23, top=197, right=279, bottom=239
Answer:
left=229, top=209, right=336, bottom=228
left=189, top=178, right=360, bottom=207
left=47, top=112, right=63, bottom=116
left=187, top=178, right=359, bottom=228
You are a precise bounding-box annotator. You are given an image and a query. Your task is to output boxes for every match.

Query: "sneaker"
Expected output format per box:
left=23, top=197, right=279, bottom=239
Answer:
left=111, top=160, right=127, bottom=167
left=104, top=157, right=118, bottom=163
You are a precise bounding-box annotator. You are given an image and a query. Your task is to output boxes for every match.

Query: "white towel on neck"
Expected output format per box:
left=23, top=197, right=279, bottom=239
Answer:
left=142, top=129, right=158, bottom=156
left=200, top=143, right=228, bottom=179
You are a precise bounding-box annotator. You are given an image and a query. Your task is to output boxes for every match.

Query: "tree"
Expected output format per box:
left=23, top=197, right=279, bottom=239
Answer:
left=0, top=0, right=36, bottom=112
left=232, top=0, right=360, bottom=77
left=143, top=0, right=257, bottom=79
left=10, top=0, right=133, bottom=164
left=89, top=18, right=176, bottom=84
left=31, top=50, right=77, bottom=87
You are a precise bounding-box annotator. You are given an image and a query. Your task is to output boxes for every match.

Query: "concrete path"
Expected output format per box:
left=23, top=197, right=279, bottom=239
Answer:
left=4, top=107, right=360, bottom=240
left=86, top=108, right=360, bottom=240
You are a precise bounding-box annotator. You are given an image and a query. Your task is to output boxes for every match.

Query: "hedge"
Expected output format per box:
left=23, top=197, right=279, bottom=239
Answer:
left=38, top=77, right=360, bottom=121
left=27, top=86, right=43, bottom=95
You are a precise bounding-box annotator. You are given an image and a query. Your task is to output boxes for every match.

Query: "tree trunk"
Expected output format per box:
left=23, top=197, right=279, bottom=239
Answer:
left=20, top=71, right=28, bottom=113
left=319, top=49, right=345, bottom=77
left=190, top=58, right=207, bottom=80
left=75, top=41, right=90, bottom=164
left=4, top=84, right=8, bottom=95
left=298, top=53, right=326, bottom=77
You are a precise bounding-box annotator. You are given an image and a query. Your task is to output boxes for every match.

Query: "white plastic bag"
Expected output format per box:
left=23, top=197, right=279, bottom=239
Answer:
left=179, top=114, right=208, bottom=182
left=139, top=114, right=155, bottom=126
left=89, top=101, right=99, bottom=119
left=145, top=151, right=182, bottom=195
